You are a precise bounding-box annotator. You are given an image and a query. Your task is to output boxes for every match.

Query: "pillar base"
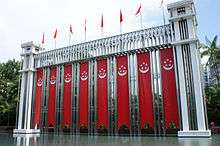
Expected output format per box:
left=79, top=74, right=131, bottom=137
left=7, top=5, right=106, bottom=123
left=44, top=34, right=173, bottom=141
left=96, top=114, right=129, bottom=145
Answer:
left=13, top=129, right=40, bottom=134
left=178, top=130, right=211, bottom=137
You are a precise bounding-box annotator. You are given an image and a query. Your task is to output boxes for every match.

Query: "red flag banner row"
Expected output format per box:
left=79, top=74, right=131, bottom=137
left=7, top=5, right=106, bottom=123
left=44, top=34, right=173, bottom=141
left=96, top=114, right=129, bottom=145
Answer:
left=33, top=48, right=179, bottom=130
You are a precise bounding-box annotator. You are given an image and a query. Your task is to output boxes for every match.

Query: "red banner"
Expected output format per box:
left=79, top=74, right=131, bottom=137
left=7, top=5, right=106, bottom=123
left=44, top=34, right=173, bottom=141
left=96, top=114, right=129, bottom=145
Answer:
left=47, top=67, right=57, bottom=127
left=78, top=62, right=89, bottom=128
left=137, top=52, right=154, bottom=129
left=116, top=56, right=130, bottom=129
left=160, top=48, right=179, bottom=128
left=33, top=69, right=43, bottom=128
left=97, top=59, right=108, bottom=129
left=62, top=64, right=72, bottom=127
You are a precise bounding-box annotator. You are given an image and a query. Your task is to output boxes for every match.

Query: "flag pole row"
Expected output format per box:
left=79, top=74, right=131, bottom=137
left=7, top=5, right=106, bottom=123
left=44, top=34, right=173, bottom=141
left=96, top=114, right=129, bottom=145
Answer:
left=41, top=1, right=165, bottom=50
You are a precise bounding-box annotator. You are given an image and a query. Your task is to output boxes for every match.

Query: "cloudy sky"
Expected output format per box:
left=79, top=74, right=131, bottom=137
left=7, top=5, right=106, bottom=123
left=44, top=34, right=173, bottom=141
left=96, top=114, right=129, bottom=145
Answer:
left=0, top=0, right=219, bottom=62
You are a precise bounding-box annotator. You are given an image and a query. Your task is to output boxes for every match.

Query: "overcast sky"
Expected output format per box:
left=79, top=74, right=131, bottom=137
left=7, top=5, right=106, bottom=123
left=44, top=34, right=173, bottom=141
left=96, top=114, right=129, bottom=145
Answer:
left=0, top=0, right=219, bottom=62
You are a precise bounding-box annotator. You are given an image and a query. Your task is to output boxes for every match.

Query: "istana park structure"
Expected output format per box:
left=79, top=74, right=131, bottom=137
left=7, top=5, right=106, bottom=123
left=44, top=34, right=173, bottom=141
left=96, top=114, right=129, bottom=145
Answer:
left=13, top=0, right=211, bottom=137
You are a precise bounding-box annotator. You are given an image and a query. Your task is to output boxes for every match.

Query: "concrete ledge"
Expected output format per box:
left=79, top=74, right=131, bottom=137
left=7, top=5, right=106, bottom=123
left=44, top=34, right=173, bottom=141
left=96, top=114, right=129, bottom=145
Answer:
left=178, top=130, right=211, bottom=138
left=13, top=129, right=40, bottom=134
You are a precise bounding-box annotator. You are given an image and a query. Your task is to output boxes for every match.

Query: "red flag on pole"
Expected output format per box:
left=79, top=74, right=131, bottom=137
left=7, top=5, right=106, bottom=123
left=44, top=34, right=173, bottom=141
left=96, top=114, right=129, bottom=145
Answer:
left=101, top=14, right=104, bottom=28
left=135, top=3, right=141, bottom=16
left=120, top=10, right=123, bottom=23
left=41, top=33, right=45, bottom=44
left=53, top=28, right=57, bottom=39
left=70, top=24, right=73, bottom=34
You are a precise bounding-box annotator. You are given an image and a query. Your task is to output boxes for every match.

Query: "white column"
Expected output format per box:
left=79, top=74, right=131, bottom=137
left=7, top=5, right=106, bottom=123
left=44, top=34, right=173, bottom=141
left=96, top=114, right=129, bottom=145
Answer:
left=17, top=73, right=26, bottom=129
left=175, top=46, right=190, bottom=131
left=190, top=43, right=206, bottom=131
left=26, top=54, right=35, bottom=130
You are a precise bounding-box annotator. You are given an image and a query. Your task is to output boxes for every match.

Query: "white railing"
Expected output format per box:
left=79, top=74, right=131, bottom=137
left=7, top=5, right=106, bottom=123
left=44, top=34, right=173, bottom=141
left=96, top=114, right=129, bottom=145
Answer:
left=34, top=24, right=172, bottom=68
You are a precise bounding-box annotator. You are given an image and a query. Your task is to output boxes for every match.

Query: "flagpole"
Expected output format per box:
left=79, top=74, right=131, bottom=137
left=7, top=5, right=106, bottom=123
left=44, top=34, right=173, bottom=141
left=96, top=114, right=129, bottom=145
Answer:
left=68, top=33, right=71, bottom=46
left=140, top=10, right=143, bottom=29
left=84, top=19, right=87, bottom=42
left=54, top=39, right=56, bottom=49
left=101, top=28, right=103, bottom=38
left=120, top=23, right=122, bottom=34
left=162, top=3, right=166, bottom=26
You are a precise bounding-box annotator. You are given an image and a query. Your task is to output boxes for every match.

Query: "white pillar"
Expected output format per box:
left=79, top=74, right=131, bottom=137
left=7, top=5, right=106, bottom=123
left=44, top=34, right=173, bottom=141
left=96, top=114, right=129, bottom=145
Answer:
left=17, top=73, right=26, bottom=129
left=14, top=42, right=41, bottom=134
left=190, top=43, right=206, bottom=130
left=175, top=46, right=190, bottom=131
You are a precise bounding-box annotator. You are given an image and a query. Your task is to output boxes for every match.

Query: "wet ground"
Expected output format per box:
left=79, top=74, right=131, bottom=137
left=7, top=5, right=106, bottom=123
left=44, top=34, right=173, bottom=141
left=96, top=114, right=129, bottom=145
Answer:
left=0, top=133, right=219, bottom=146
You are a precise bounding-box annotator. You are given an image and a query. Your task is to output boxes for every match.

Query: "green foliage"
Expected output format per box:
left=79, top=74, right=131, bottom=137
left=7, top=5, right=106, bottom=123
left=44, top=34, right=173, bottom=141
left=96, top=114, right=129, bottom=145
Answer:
left=0, top=59, right=20, bottom=126
left=80, top=124, right=87, bottom=129
left=99, top=123, right=106, bottom=129
left=201, top=35, right=220, bottom=125
left=169, top=121, right=177, bottom=129
left=205, top=84, right=220, bottom=125
left=143, top=123, right=150, bottom=129
left=120, top=124, right=128, bottom=130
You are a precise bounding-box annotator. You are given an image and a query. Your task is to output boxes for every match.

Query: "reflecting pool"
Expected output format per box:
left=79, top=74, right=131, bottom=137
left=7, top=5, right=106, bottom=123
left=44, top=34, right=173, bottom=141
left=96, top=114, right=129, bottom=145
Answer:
left=1, top=133, right=219, bottom=146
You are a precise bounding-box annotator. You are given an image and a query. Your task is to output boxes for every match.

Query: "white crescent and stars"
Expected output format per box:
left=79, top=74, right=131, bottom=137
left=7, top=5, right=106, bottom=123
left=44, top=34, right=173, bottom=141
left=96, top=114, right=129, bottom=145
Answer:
left=118, top=65, right=127, bottom=77
left=162, top=58, right=174, bottom=71
left=98, top=68, right=106, bottom=79
left=80, top=71, right=88, bottom=81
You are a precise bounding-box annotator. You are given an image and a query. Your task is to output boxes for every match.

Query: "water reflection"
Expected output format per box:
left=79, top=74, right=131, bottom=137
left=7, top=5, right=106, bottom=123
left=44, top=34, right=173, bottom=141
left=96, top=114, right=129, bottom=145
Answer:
left=11, top=134, right=219, bottom=146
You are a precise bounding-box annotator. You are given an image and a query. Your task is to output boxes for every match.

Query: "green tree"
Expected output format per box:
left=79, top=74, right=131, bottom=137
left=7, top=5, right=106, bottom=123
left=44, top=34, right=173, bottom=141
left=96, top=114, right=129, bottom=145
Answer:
left=201, top=35, right=220, bottom=126
left=0, top=59, right=20, bottom=126
left=201, top=35, right=220, bottom=84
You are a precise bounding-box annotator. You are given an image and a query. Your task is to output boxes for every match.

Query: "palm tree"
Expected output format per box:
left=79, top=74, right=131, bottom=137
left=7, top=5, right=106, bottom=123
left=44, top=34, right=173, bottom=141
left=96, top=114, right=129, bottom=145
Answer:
left=201, top=35, right=220, bottom=84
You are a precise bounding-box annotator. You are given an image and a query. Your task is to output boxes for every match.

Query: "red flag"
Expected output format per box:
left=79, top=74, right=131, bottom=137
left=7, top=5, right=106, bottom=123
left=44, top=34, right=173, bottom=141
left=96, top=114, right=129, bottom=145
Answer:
left=101, top=14, right=103, bottom=28
left=79, top=62, right=89, bottom=128
left=137, top=52, right=154, bottom=129
left=135, top=3, right=141, bottom=16
left=69, top=24, right=73, bottom=34
left=33, top=69, right=43, bottom=128
left=62, top=64, right=72, bottom=128
left=97, top=59, right=108, bottom=129
left=116, top=56, right=130, bottom=129
left=160, top=48, right=179, bottom=129
left=53, top=28, right=57, bottom=39
left=120, top=10, right=123, bottom=23
left=41, top=33, right=45, bottom=44
left=48, top=67, right=57, bottom=127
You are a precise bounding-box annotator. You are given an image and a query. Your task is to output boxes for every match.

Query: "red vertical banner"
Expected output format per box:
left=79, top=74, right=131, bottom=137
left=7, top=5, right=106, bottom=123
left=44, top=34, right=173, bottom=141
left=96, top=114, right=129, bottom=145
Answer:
left=78, top=62, right=89, bottom=128
left=33, top=69, right=43, bottom=128
left=116, top=56, right=130, bottom=129
left=97, top=59, right=108, bottom=129
left=160, top=48, right=179, bottom=128
left=62, top=64, right=72, bottom=127
left=47, top=67, right=57, bottom=127
left=137, top=52, right=154, bottom=129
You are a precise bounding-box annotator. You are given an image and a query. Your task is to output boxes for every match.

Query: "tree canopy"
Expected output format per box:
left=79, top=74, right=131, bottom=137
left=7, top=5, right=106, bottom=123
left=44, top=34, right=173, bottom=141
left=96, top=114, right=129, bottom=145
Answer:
left=0, top=59, right=20, bottom=126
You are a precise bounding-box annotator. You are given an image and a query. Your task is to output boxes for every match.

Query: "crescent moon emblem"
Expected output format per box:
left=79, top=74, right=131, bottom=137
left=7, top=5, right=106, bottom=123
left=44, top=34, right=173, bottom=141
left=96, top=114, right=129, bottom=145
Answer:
left=163, top=59, right=174, bottom=71
left=139, top=67, right=149, bottom=73
left=139, top=62, right=149, bottom=74
left=50, top=76, right=56, bottom=85
left=163, top=64, right=174, bottom=71
left=37, top=78, right=43, bottom=87
left=98, top=68, right=106, bottom=79
left=64, top=73, right=72, bottom=83
left=81, top=76, right=88, bottom=81
left=98, top=73, right=106, bottom=79
left=80, top=71, right=88, bottom=81
left=118, top=65, right=127, bottom=77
